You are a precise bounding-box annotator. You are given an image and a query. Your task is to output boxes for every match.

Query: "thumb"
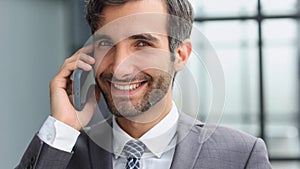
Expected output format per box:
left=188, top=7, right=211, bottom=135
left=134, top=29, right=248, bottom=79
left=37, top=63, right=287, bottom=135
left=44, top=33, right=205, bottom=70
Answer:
left=76, top=85, right=98, bottom=127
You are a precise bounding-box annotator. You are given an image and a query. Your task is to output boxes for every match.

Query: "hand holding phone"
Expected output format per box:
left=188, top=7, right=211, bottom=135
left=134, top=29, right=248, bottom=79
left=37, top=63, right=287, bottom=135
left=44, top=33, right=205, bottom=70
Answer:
left=50, top=45, right=96, bottom=130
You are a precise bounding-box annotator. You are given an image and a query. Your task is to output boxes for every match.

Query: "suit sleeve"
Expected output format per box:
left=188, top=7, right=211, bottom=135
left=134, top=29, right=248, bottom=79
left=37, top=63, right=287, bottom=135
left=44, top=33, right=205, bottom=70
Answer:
left=245, top=138, right=272, bottom=169
left=15, top=134, right=73, bottom=169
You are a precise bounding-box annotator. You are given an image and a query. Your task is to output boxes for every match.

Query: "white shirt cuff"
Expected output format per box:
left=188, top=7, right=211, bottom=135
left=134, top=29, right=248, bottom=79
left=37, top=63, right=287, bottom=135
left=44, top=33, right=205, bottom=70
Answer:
left=38, top=116, right=80, bottom=152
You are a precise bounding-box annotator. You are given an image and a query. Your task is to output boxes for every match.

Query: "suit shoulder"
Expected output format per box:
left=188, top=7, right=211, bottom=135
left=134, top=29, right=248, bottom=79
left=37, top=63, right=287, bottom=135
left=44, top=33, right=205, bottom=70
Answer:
left=178, top=114, right=270, bottom=168
left=196, top=123, right=259, bottom=149
left=211, top=125, right=257, bottom=143
left=180, top=113, right=258, bottom=145
left=193, top=125, right=270, bottom=168
left=180, top=114, right=259, bottom=152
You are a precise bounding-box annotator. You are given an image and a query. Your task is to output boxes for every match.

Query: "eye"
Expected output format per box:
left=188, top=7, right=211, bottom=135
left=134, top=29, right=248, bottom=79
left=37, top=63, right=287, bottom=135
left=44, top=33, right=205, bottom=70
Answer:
left=136, top=41, right=151, bottom=47
left=97, top=39, right=113, bottom=47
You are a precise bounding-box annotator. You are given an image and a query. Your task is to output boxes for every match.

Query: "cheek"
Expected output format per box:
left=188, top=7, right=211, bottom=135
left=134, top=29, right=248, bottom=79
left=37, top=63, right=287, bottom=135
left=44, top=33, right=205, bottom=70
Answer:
left=146, top=69, right=172, bottom=82
left=94, top=57, right=111, bottom=75
left=135, top=57, right=172, bottom=74
left=93, top=49, right=112, bottom=70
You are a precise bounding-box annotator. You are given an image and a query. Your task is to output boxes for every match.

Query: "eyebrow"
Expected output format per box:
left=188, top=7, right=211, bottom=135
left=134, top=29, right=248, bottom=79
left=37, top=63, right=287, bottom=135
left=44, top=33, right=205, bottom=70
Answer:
left=92, top=34, right=112, bottom=42
left=128, top=33, right=159, bottom=42
left=93, top=33, right=159, bottom=42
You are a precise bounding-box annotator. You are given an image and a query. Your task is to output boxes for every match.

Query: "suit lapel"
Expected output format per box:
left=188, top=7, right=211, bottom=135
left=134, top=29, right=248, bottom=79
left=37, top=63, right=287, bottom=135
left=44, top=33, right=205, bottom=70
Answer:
left=85, top=114, right=204, bottom=169
left=170, top=114, right=204, bottom=169
left=89, top=139, right=113, bottom=169
left=87, top=119, right=114, bottom=169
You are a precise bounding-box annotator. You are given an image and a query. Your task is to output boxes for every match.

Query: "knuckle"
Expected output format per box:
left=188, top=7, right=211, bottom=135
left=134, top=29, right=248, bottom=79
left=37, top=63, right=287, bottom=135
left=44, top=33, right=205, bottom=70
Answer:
left=78, top=53, right=86, bottom=60
left=49, top=79, right=56, bottom=88
left=65, top=57, right=72, bottom=63
left=63, top=62, right=74, bottom=69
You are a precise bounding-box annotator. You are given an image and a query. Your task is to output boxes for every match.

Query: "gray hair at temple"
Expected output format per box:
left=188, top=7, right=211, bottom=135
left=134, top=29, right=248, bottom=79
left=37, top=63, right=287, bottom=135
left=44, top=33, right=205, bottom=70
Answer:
left=85, top=0, right=194, bottom=56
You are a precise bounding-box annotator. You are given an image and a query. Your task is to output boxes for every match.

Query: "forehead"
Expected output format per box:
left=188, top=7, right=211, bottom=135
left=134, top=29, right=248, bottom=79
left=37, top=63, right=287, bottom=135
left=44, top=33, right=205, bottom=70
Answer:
left=94, top=0, right=169, bottom=42
left=101, top=0, right=168, bottom=25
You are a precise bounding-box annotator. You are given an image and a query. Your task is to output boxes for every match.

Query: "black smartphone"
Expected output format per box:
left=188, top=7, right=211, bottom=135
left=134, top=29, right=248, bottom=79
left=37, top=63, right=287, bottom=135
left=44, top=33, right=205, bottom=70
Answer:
left=73, top=68, right=95, bottom=111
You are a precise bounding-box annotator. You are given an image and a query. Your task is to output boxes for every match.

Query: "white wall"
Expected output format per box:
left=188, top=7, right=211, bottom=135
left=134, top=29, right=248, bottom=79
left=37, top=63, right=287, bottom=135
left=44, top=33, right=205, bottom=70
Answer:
left=0, top=1, right=70, bottom=168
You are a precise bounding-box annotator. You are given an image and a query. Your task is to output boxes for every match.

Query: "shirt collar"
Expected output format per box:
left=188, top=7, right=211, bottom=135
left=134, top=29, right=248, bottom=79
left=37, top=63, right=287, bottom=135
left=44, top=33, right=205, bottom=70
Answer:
left=112, top=101, right=179, bottom=159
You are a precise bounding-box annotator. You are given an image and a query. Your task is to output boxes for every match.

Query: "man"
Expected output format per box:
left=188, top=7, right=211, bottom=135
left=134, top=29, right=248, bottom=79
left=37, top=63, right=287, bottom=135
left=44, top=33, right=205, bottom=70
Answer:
left=16, top=0, right=272, bottom=168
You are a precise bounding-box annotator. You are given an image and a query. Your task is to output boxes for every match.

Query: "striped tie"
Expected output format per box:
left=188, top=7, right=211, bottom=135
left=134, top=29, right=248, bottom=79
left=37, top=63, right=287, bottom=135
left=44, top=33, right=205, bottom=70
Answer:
left=124, top=140, right=145, bottom=169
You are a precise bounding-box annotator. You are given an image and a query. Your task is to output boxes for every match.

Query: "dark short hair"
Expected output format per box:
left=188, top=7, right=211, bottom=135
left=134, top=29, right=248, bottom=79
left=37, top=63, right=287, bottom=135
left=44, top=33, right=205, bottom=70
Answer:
left=85, top=0, right=194, bottom=54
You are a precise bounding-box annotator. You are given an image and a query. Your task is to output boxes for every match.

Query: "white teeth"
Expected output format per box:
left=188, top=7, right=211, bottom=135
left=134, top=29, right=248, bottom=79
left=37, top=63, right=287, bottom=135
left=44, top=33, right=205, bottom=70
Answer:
left=113, top=83, right=141, bottom=91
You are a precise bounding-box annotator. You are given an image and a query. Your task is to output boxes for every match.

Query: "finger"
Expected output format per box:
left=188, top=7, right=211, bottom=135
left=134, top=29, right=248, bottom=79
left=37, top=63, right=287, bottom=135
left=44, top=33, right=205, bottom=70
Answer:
left=79, top=44, right=94, bottom=54
left=61, top=53, right=94, bottom=73
left=57, top=62, right=77, bottom=79
left=57, top=59, right=92, bottom=80
left=75, top=60, right=93, bottom=71
left=77, top=86, right=97, bottom=126
left=65, top=45, right=94, bottom=64
left=77, top=53, right=95, bottom=65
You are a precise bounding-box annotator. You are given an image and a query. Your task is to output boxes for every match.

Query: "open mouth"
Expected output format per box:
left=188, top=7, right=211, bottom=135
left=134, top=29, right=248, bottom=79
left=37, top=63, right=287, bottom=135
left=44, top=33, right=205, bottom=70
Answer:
left=113, top=83, right=142, bottom=91
left=109, top=80, right=148, bottom=96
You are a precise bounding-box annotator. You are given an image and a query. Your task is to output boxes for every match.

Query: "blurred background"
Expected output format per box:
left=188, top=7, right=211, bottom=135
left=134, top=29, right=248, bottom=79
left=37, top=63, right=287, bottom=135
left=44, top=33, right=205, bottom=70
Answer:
left=1, top=0, right=300, bottom=168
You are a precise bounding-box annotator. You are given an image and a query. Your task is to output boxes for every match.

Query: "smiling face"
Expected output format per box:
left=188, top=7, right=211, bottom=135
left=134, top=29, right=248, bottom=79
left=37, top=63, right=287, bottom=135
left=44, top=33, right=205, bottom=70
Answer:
left=92, top=0, right=176, bottom=118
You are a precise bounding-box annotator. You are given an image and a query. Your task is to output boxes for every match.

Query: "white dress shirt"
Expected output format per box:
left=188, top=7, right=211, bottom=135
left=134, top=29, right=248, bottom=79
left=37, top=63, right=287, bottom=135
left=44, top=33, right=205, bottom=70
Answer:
left=38, top=116, right=80, bottom=152
left=112, top=101, right=179, bottom=169
left=38, top=101, right=179, bottom=168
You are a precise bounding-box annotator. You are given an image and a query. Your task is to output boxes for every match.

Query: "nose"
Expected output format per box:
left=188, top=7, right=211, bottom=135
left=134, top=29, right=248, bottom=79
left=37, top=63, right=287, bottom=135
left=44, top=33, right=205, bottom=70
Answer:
left=110, top=44, right=136, bottom=79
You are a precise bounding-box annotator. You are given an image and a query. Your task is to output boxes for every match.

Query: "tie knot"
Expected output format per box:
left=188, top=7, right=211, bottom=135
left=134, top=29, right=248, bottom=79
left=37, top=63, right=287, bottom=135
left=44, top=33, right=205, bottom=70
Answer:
left=124, top=140, right=145, bottom=159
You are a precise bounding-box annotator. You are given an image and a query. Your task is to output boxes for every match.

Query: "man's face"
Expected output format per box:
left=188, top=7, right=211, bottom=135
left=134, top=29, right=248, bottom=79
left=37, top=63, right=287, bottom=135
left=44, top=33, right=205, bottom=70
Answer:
left=93, top=0, right=175, bottom=118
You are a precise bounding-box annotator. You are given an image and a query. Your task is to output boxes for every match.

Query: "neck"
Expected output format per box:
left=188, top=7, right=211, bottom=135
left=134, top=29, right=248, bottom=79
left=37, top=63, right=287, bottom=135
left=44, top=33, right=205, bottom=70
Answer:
left=116, top=92, right=173, bottom=139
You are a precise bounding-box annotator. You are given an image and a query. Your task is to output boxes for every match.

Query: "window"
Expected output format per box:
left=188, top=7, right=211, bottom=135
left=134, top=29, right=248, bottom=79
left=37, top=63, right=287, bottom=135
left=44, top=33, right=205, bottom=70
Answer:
left=190, top=0, right=300, bottom=168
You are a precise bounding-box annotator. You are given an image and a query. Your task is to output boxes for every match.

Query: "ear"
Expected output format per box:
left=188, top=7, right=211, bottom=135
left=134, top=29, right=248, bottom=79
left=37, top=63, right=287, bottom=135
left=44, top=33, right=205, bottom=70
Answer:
left=174, top=39, right=192, bottom=72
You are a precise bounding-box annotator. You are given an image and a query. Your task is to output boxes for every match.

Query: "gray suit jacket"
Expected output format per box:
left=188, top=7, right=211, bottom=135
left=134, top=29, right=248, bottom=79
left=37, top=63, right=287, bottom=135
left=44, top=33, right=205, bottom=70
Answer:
left=16, top=114, right=272, bottom=169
